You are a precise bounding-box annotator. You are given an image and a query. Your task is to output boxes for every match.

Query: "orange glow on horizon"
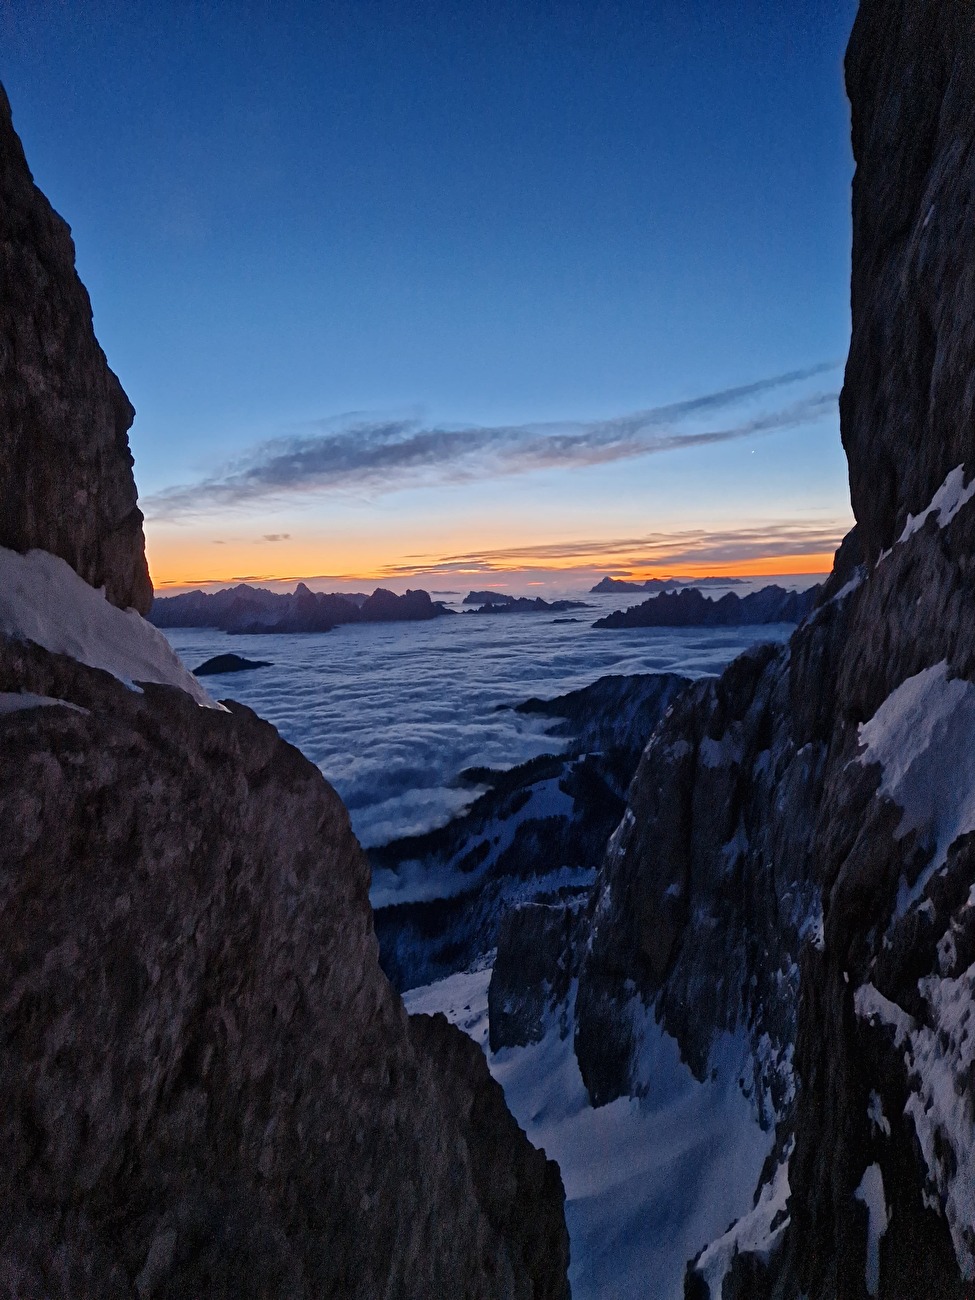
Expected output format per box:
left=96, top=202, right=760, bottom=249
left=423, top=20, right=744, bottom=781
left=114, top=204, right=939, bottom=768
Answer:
left=626, top=551, right=836, bottom=580
left=149, top=547, right=836, bottom=591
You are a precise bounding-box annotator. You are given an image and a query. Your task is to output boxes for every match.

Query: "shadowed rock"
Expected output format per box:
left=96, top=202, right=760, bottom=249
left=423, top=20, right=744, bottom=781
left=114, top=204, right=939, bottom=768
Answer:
left=192, top=653, right=273, bottom=676
left=0, top=86, right=151, bottom=613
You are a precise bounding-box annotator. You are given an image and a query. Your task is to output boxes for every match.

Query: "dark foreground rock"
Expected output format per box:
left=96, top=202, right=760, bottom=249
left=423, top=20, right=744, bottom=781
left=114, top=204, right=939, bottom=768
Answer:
left=0, top=86, right=151, bottom=614
left=0, top=639, right=570, bottom=1298
left=193, top=653, right=272, bottom=675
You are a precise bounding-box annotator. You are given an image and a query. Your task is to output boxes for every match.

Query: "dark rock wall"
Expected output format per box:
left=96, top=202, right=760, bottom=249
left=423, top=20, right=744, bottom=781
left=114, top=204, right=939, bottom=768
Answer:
left=842, top=1, right=975, bottom=562
left=0, top=85, right=151, bottom=612
left=567, top=2, right=975, bottom=1296
left=0, top=640, right=570, bottom=1299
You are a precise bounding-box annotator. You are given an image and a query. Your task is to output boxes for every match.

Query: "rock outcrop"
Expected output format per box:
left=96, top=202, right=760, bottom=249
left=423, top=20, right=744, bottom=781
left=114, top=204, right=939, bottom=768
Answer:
left=0, top=85, right=570, bottom=1298
left=0, top=86, right=151, bottom=614
left=0, top=641, right=569, bottom=1298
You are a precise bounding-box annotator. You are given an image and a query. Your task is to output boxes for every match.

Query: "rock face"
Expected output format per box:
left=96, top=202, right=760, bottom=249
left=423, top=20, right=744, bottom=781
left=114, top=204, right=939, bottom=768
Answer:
left=0, top=86, right=151, bottom=614
left=841, top=0, right=975, bottom=565
left=0, top=642, right=569, bottom=1298
left=571, top=4, right=975, bottom=1295
left=0, top=84, right=570, bottom=1298
left=493, top=4, right=975, bottom=1295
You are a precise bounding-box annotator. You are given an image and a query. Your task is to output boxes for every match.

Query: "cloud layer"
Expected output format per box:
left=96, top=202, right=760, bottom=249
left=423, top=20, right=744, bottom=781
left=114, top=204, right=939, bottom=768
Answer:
left=379, top=519, right=848, bottom=577
left=144, top=364, right=839, bottom=520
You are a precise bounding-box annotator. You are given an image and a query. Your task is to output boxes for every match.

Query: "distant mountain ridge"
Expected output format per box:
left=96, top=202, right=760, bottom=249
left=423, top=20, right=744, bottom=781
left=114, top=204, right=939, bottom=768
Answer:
left=461, top=590, right=590, bottom=614
left=148, top=582, right=453, bottom=633
left=591, top=575, right=746, bottom=593
left=593, top=582, right=818, bottom=628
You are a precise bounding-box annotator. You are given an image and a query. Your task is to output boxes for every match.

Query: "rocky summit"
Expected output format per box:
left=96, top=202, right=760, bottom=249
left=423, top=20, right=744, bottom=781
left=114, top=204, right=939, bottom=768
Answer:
left=0, top=84, right=569, bottom=1298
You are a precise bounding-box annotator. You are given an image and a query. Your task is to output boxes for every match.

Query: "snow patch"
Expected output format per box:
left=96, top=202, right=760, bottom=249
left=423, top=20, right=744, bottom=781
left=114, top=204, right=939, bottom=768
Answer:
left=856, top=972, right=975, bottom=1279
left=854, top=1163, right=888, bottom=1297
left=854, top=982, right=914, bottom=1046
left=695, top=1142, right=793, bottom=1298
left=0, top=548, right=218, bottom=709
left=829, top=567, right=865, bottom=604
left=857, top=663, right=975, bottom=916
left=403, top=963, right=492, bottom=1046
left=867, top=1091, right=891, bottom=1138
left=407, top=969, right=770, bottom=1300
left=898, top=465, right=975, bottom=542
left=904, top=967, right=975, bottom=1279
left=0, top=691, right=89, bottom=716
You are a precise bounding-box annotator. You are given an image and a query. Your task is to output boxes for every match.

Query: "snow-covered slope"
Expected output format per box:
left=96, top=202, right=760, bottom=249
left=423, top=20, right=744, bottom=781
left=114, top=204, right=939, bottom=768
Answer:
left=405, top=967, right=771, bottom=1300
left=0, top=546, right=218, bottom=708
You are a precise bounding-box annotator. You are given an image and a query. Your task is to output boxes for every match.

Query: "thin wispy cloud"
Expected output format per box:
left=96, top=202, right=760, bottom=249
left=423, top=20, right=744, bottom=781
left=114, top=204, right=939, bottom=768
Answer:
left=143, top=364, right=839, bottom=520
left=377, top=520, right=849, bottom=578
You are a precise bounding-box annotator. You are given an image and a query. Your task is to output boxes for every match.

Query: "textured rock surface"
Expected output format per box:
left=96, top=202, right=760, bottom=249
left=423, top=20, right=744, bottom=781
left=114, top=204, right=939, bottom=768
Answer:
left=0, top=86, right=151, bottom=613
left=841, top=0, right=975, bottom=564
left=0, top=638, right=570, bottom=1298
left=516, top=3, right=975, bottom=1295
left=489, top=902, right=586, bottom=1052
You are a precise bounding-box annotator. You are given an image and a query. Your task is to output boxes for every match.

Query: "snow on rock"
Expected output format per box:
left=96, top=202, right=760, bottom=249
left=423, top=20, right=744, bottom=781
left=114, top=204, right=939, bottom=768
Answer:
left=406, top=969, right=770, bottom=1300
left=0, top=547, right=218, bottom=709
left=0, top=692, right=88, bottom=716
left=853, top=982, right=914, bottom=1046
left=856, top=972, right=975, bottom=1279
left=828, top=566, right=865, bottom=604
left=403, top=964, right=493, bottom=1048
left=898, top=464, right=975, bottom=542
left=857, top=662, right=975, bottom=916
left=904, top=967, right=975, bottom=1278
left=853, top=1163, right=888, bottom=1297
left=867, top=1090, right=891, bottom=1138
left=876, top=465, right=975, bottom=564
left=694, top=1141, right=793, bottom=1298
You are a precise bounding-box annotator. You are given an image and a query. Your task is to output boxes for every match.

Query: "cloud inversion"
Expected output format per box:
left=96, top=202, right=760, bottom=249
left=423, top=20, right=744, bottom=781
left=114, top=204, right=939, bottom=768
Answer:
left=144, top=364, right=840, bottom=520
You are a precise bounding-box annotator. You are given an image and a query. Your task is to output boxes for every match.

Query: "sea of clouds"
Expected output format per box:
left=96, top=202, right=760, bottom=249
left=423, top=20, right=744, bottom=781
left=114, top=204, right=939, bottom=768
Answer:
left=164, top=589, right=796, bottom=848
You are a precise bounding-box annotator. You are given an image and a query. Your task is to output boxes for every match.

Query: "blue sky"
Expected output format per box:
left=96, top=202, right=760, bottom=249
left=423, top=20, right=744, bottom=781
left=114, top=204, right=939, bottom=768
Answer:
left=1, top=0, right=859, bottom=591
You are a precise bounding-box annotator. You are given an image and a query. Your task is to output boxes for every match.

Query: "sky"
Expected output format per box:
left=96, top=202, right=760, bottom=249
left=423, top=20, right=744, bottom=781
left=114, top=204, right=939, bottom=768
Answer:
left=1, top=0, right=859, bottom=595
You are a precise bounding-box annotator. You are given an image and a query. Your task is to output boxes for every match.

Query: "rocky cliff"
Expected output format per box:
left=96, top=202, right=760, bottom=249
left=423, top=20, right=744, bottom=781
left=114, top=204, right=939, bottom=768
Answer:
left=494, top=2, right=975, bottom=1295
left=0, top=86, right=151, bottom=614
left=0, top=86, right=570, bottom=1297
